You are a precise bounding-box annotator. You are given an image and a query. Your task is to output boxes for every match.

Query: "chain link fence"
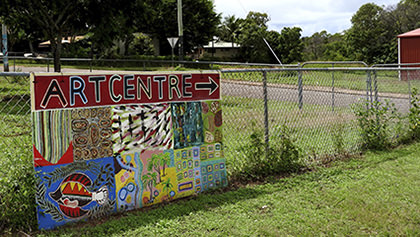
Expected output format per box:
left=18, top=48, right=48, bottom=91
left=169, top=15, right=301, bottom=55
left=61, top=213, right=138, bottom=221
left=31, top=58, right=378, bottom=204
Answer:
left=1, top=66, right=419, bottom=175
left=0, top=72, right=32, bottom=162
left=221, top=67, right=419, bottom=169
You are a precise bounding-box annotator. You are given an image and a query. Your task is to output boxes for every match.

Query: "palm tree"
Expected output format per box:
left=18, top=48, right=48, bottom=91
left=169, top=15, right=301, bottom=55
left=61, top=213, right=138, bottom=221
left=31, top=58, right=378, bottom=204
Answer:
left=147, top=154, right=161, bottom=183
left=142, top=172, right=157, bottom=203
left=160, top=153, right=171, bottom=176
left=219, top=15, right=241, bottom=47
left=161, top=178, right=174, bottom=199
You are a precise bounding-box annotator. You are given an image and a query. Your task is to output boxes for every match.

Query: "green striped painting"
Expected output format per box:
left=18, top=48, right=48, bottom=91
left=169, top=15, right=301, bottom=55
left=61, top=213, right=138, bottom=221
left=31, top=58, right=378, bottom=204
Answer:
left=32, top=110, right=72, bottom=163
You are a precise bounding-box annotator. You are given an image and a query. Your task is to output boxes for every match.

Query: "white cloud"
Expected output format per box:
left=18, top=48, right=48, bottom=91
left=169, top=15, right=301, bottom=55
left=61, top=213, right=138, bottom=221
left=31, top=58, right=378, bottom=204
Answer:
left=213, top=0, right=400, bottom=36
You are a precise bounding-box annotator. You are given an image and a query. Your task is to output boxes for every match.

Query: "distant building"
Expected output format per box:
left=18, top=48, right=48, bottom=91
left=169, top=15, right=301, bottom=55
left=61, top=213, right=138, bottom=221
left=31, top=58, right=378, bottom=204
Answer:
left=191, top=40, right=240, bottom=60
left=398, top=28, right=420, bottom=80
left=38, top=36, right=85, bottom=48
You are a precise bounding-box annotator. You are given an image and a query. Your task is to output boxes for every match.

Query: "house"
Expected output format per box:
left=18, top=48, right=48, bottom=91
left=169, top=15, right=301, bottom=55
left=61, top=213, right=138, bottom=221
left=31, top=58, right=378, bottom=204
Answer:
left=191, top=40, right=240, bottom=60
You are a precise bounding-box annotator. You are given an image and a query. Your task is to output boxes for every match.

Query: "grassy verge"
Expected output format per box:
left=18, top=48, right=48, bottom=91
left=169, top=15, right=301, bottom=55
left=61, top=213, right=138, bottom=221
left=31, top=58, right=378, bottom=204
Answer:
left=34, top=142, right=420, bottom=236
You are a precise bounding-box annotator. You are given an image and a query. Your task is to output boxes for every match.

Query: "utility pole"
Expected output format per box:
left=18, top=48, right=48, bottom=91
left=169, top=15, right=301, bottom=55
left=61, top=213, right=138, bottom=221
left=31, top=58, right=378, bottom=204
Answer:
left=177, top=0, right=183, bottom=61
left=2, top=24, right=9, bottom=72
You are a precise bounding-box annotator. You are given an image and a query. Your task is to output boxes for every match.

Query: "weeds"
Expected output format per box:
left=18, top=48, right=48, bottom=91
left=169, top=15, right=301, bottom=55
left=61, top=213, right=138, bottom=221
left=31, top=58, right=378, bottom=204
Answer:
left=0, top=137, right=37, bottom=233
left=332, top=122, right=346, bottom=155
left=234, top=125, right=303, bottom=181
left=408, top=88, right=420, bottom=140
left=353, top=99, right=399, bottom=150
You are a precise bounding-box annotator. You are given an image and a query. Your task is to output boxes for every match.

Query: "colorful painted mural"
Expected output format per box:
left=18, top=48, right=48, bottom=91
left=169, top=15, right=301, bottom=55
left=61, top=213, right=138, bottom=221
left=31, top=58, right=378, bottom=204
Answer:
left=31, top=73, right=226, bottom=230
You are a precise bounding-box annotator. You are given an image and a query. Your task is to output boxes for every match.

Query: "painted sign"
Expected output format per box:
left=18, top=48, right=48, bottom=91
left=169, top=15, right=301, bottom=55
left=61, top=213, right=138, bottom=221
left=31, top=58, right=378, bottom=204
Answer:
left=31, top=73, right=220, bottom=111
left=31, top=72, right=227, bottom=230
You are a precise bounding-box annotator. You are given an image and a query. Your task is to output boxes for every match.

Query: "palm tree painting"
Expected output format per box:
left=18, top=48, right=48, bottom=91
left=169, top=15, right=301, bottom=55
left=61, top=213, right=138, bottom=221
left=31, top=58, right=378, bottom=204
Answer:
left=142, top=172, right=157, bottom=204
left=161, top=178, right=175, bottom=201
left=147, top=154, right=162, bottom=183
left=160, top=153, right=171, bottom=177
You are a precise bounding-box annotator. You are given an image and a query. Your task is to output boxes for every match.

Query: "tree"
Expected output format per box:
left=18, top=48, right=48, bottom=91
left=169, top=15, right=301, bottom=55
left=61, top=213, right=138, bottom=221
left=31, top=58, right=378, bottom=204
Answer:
left=265, top=27, right=303, bottom=64
left=144, top=0, right=220, bottom=55
left=346, top=3, right=385, bottom=64
left=0, top=0, right=137, bottom=72
left=142, top=172, right=157, bottom=203
left=322, top=33, right=351, bottom=61
left=237, top=11, right=270, bottom=63
left=278, top=27, right=304, bottom=64
left=303, top=30, right=330, bottom=61
left=218, top=15, right=242, bottom=46
left=161, top=178, right=174, bottom=199
left=147, top=154, right=162, bottom=184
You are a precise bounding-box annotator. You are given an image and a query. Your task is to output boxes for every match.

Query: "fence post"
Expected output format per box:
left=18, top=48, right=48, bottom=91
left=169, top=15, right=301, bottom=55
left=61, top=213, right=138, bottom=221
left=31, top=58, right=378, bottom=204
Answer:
left=373, top=70, right=378, bottom=104
left=332, top=63, right=335, bottom=112
left=262, top=70, right=270, bottom=158
left=47, top=59, right=50, bottom=72
left=366, top=70, right=371, bottom=109
left=90, top=59, right=93, bottom=72
left=298, top=69, right=303, bottom=110
left=408, top=70, right=412, bottom=109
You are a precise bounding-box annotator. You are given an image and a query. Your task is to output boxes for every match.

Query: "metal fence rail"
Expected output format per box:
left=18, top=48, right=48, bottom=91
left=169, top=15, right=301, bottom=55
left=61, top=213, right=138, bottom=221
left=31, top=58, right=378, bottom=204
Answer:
left=220, top=67, right=420, bottom=166
left=1, top=56, right=296, bottom=72
left=1, top=66, right=419, bottom=171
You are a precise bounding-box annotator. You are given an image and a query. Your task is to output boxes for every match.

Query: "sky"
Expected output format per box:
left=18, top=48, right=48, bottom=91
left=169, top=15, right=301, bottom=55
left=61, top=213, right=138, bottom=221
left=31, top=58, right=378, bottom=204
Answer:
left=213, top=0, right=400, bottom=37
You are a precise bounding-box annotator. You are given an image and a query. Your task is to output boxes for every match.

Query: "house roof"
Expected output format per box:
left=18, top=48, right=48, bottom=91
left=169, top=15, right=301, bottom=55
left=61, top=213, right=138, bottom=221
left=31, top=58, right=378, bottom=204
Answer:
left=398, top=28, right=420, bottom=38
left=203, top=41, right=240, bottom=49
left=39, top=36, right=85, bottom=47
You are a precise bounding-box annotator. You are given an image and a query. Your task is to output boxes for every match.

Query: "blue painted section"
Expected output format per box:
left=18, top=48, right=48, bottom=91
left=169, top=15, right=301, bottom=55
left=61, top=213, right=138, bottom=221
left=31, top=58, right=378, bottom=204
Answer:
left=115, top=152, right=144, bottom=209
left=35, top=157, right=117, bottom=230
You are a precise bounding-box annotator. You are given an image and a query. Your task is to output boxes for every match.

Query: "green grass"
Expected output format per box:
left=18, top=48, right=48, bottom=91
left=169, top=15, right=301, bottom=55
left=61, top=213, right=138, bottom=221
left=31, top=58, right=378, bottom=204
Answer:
left=0, top=70, right=414, bottom=234
left=222, top=95, right=362, bottom=165
left=223, top=70, right=416, bottom=95
left=33, top=142, right=420, bottom=236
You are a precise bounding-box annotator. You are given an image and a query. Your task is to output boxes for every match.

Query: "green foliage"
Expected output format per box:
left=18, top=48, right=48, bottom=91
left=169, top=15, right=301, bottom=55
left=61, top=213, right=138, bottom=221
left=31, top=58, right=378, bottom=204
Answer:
left=332, top=122, right=346, bottom=155
left=218, top=15, right=241, bottom=44
left=128, top=33, right=155, bottom=56
left=237, top=12, right=270, bottom=63
left=235, top=125, right=303, bottom=181
left=346, top=3, right=385, bottom=64
left=38, top=142, right=420, bottom=236
left=267, top=27, right=304, bottom=64
left=0, top=136, right=37, bottom=233
left=146, top=0, right=220, bottom=56
left=408, top=88, right=420, bottom=140
left=353, top=99, right=399, bottom=150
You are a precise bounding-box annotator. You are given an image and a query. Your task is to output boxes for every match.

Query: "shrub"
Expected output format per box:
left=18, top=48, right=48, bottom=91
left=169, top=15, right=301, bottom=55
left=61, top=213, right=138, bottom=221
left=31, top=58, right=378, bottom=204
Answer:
left=353, top=99, right=399, bottom=150
left=408, top=88, right=420, bottom=140
left=235, top=125, right=303, bottom=181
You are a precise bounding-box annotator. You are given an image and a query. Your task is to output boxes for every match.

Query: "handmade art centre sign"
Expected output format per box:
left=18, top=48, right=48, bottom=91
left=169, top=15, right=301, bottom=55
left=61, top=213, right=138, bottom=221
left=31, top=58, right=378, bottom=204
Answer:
left=31, top=72, right=226, bottom=230
left=31, top=73, right=220, bottom=111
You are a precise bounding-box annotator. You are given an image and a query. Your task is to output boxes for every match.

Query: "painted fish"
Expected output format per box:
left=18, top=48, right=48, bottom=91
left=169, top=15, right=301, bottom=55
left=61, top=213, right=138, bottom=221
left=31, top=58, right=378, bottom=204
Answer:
left=49, top=173, right=108, bottom=218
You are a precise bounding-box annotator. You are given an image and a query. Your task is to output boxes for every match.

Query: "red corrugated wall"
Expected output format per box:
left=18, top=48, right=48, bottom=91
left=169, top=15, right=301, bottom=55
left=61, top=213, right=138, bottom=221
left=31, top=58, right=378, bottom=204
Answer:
left=400, top=36, right=420, bottom=80
left=400, top=37, right=420, bottom=63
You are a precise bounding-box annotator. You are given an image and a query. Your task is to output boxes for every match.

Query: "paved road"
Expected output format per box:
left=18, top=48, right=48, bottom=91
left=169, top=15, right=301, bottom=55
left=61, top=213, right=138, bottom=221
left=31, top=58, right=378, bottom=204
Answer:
left=222, top=80, right=410, bottom=113
left=5, top=66, right=411, bottom=113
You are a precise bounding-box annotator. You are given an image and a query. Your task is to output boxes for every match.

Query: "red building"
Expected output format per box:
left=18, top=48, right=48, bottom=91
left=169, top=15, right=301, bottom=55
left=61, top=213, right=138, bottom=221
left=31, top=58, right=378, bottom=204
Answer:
left=398, top=28, right=420, bottom=80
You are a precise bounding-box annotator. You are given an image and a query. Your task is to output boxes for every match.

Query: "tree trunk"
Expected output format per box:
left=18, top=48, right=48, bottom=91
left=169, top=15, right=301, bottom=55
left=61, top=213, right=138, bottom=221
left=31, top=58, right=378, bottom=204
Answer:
left=51, top=36, right=62, bottom=72
left=149, top=183, right=153, bottom=201
left=28, top=41, right=35, bottom=55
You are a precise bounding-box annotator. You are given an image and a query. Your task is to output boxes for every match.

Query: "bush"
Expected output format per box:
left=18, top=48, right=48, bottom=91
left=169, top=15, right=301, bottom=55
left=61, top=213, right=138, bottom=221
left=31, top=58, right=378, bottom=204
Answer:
left=408, top=88, right=420, bottom=140
left=234, top=125, right=303, bottom=181
left=353, top=99, right=399, bottom=150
